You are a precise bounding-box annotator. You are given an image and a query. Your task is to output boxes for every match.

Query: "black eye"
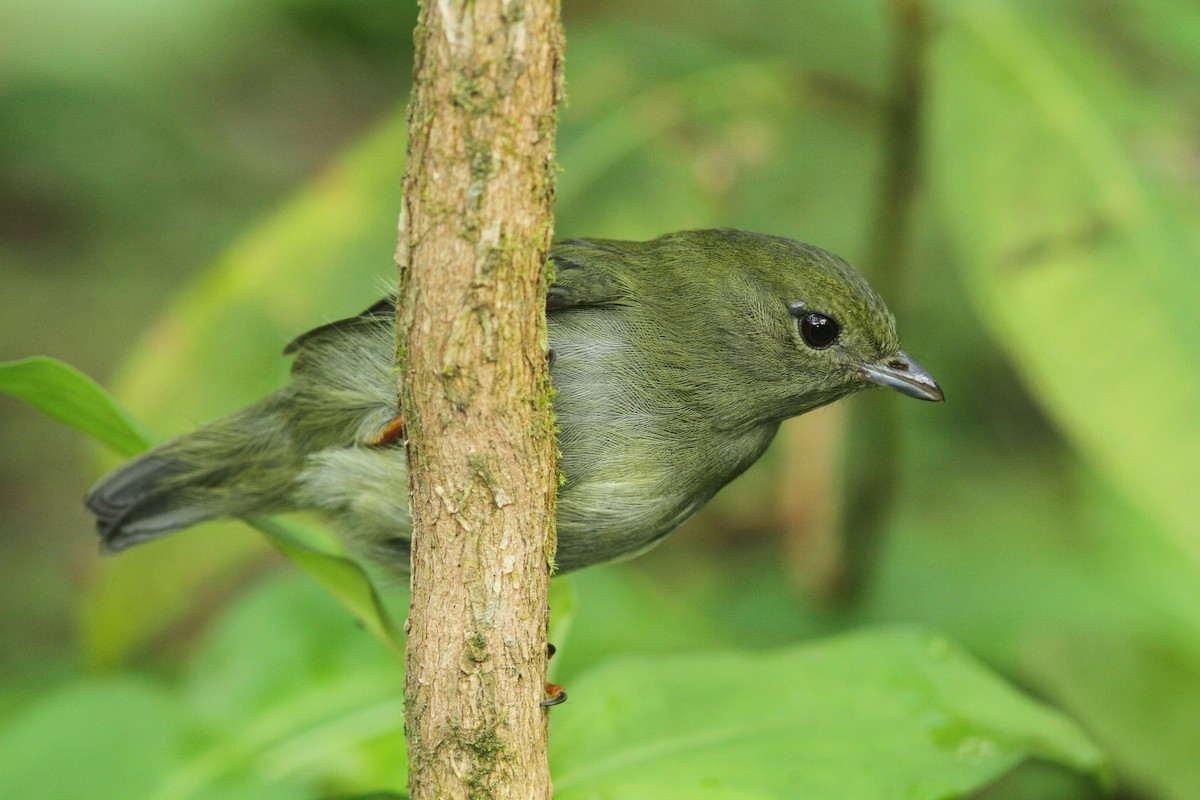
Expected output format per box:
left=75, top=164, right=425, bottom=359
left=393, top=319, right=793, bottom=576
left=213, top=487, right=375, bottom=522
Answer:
left=800, top=313, right=839, bottom=349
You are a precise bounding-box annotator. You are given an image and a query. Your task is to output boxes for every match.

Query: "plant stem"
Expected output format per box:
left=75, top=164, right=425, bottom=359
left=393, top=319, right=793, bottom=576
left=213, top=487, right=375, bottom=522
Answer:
left=836, top=0, right=928, bottom=602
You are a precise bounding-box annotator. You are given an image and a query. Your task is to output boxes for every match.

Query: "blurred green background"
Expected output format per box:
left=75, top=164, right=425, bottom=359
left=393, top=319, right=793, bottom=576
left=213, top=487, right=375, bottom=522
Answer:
left=2, top=0, right=1199, bottom=798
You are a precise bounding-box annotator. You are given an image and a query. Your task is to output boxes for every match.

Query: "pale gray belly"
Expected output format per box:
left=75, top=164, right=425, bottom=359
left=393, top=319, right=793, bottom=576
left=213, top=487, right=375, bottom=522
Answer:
left=548, top=311, right=778, bottom=571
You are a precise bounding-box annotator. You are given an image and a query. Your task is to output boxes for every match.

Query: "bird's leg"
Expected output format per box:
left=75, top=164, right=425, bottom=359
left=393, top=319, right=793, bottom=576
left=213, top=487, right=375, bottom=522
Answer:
left=542, top=642, right=567, bottom=707
left=366, top=414, right=406, bottom=447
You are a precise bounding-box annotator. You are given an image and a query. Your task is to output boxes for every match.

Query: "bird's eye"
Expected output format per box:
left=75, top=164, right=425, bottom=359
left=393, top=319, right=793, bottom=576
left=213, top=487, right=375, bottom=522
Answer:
left=800, top=313, right=840, bottom=349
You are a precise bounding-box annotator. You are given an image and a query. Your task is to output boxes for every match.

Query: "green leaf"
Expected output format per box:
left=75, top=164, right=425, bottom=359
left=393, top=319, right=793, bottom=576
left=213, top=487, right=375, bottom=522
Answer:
left=867, top=447, right=1200, bottom=800
left=81, top=513, right=402, bottom=665
left=250, top=517, right=402, bottom=653
left=165, top=575, right=406, bottom=800
left=0, top=678, right=189, bottom=800
left=81, top=524, right=268, bottom=669
left=930, top=3, right=1200, bottom=565
left=550, top=627, right=1108, bottom=799
left=0, top=575, right=406, bottom=800
left=0, top=356, right=152, bottom=458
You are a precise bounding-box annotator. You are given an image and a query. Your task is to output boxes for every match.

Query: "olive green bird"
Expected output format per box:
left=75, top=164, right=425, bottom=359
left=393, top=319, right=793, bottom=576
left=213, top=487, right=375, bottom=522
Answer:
left=87, top=229, right=942, bottom=574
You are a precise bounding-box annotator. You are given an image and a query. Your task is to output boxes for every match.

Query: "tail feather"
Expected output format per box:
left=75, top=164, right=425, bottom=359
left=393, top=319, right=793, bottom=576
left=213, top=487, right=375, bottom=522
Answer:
left=83, top=300, right=399, bottom=554
left=85, top=453, right=220, bottom=552
left=84, top=395, right=303, bottom=552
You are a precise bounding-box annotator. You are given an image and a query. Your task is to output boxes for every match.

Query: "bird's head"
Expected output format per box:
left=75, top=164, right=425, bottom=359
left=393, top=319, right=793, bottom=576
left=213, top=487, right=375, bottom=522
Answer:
left=662, top=230, right=943, bottom=425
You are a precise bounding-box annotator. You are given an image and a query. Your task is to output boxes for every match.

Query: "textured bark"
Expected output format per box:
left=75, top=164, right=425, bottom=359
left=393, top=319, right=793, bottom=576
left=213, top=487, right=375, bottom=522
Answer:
left=396, top=1, right=562, bottom=798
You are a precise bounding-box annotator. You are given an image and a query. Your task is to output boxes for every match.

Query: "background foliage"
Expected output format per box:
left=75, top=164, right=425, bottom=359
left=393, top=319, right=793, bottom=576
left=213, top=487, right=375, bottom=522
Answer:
left=2, top=0, right=1198, bottom=797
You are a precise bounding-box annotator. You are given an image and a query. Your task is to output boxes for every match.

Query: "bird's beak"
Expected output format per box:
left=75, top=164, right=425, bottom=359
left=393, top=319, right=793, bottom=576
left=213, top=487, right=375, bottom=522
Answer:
left=861, top=351, right=944, bottom=402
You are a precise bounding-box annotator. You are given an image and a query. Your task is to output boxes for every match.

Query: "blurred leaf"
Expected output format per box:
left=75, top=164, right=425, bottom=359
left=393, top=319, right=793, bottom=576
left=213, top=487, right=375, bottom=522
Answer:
left=0, top=0, right=262, bottom=82
left=547, top=576, right=577, bottom=682
left=1026, top=472, right=1200, bottom=800
left=557, top=24, right=884, bottom=255
left=1072, top=0, right=1200, bottom=92
left=251, top=517, right=402, bottom=652
left=81, top=525, right=267, bottom=669
left=550, top=626, right=1107, bottom=799
left=167, top=574, right=405, bottom=800
left=184, top=572, right=398, bottom=723
left=930, top=3, right=1200, bottom=565
left=1028, top=625, right=1200, bottom=800
left=588, top=1, right=890, bottom=97
left=82, top=514, right=401, bottom=665
left=550, top=565, right=732, bottom=686
left=111, top=116, right=407, bottom=427
left=0, top=356, right=152, bottom=457
left=0, top=678, right=189, bottom=800
left=0, top=575, right=405, bottom=800
left=868, top=438, right=1200, bottom=799
left=971, top=761, right=1101, bottom=800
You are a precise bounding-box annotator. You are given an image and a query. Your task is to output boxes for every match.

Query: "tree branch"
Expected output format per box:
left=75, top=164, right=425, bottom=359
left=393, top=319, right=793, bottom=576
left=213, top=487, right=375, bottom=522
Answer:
left=396, top=1, right=562, bottom=797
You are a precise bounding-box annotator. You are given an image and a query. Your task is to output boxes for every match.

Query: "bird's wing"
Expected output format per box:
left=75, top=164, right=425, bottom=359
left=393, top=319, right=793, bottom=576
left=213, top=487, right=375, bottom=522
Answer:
left=282, top=296, right=396, bottom=355
left=282, top=236, right=632, bottom=358
left=547, top=239, right=633, bottom=311
left=275, top=241, right=634, bottom=449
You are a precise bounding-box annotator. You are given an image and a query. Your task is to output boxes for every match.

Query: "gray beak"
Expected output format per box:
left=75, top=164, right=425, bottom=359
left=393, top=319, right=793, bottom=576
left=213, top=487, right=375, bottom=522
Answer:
left=861, top=351, right=944, bottom=402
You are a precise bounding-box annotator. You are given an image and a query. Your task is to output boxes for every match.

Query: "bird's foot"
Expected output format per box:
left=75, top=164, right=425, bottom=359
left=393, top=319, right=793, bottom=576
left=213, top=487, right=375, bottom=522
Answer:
left=541, top=642, right=567, bottom=707
left=542, top=683, right=568, bottom=707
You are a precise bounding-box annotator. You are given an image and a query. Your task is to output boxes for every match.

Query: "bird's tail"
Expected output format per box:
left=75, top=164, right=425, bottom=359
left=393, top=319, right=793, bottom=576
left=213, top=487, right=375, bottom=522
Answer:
left=85, top=395, right=297, bottom=553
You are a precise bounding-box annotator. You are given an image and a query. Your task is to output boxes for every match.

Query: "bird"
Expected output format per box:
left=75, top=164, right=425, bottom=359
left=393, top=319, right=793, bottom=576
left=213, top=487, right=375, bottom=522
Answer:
left=86, top=229, right=942, bottom=576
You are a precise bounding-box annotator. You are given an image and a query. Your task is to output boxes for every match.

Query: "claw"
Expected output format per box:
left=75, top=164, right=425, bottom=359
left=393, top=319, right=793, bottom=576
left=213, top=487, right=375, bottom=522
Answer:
left=542, top=642, right=567, bottom=707
left=542, top=684, right=568, bottom=707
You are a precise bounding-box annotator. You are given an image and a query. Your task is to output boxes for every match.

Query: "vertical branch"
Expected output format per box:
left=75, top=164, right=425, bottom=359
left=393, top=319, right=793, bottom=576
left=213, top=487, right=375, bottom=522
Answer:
left=396, top=1, right=562, bottom=797
left=836, top=0, right=927, bottom=601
